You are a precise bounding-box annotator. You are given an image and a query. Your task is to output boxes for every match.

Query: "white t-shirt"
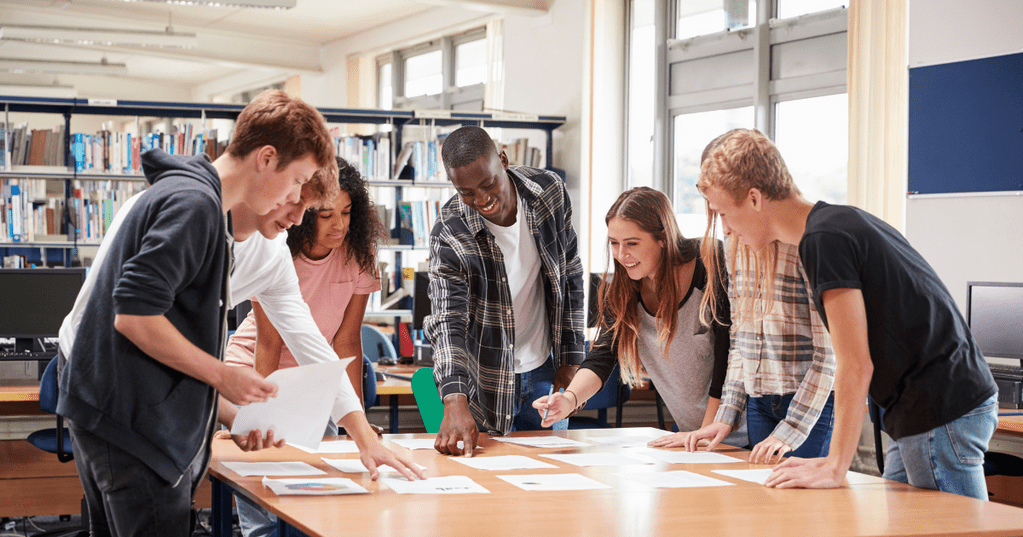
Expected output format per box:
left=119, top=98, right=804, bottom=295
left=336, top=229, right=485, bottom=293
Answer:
left=58, top=191, right=363, bottom=423
left=482, top=194, right=551, bottom=373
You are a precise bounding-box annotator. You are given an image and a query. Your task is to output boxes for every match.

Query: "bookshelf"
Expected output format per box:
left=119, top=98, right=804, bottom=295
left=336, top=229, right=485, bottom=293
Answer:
left=1, top=94, right=566, bottom=320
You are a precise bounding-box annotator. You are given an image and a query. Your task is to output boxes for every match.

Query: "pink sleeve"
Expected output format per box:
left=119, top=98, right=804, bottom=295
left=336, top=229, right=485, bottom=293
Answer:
left=224, top=309, right=257, bottom=368
left=354, top=268, right=382, bottom=294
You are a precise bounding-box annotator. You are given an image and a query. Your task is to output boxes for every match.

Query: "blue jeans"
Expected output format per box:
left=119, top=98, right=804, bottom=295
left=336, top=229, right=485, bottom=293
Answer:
left=882, top=393, right=998, bottom=500
left=511, top=357, right=568, bottom=431
left=236, top=421, right=337, bottom=537
left=746, top=392, right=835, bottom=458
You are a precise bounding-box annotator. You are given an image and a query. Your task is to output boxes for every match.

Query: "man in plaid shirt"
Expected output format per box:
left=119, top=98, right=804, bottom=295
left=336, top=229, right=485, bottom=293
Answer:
left=424, top=126, right=585, bottom=456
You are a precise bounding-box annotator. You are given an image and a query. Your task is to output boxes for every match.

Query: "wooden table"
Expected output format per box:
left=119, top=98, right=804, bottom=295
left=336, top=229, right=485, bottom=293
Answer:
left=207, top=428, right=1023, bottom=537
left=996, top=413, right=1023, bottom=437
left=374, top=365, right=417, bottom=433
left=0, top=385, right=43, bottom=416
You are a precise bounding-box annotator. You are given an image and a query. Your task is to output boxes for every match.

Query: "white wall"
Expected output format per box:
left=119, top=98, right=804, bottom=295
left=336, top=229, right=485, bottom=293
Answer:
left=906, top=0, right=1023, bottom=310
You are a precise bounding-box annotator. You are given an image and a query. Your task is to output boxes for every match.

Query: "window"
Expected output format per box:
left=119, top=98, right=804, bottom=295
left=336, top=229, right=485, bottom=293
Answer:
left=404, top=50, right=443, bottom=98
left=774, top=93, right=848, bottom=204
left=677, top=0, right=757, bottom=40
left=777, top=0, right=847, bottom=20
left=627, top=0, right=656, bottom=188
left=378, top=62, right=393, bottom=110
left=644, top=0, right=847, bottom=215
left=455, top=38, right=487, bottom=88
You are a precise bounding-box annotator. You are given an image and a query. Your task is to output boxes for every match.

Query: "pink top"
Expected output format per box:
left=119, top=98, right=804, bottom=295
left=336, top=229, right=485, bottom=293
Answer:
left=226, top=246, right=381, bottom=369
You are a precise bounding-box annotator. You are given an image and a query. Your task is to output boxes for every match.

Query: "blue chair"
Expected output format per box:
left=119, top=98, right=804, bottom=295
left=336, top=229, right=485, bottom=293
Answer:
left=361, top=324, right=398, bottom=365
left=27, top=355, right=89, bottom=537
left=362, top=355, right=377, bottom=411
left=569, top=364, right=631, bottom=429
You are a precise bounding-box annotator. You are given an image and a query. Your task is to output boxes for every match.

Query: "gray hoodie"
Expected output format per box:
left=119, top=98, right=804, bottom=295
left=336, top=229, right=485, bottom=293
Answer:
left=57, top=149, right=231, bottom=485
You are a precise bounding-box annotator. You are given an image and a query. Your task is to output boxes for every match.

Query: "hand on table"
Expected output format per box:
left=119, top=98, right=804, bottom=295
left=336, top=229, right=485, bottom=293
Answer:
left=532, top=391, right=576, bottom=428
left=434, top=396, right=479, bottom=457
left=764, top=456, right=845, bottom=489
left=214, top=428, right=286, bottom=452
left=748, top=436, right=793, bottom=465
left=360, top=442, right=426, bottom=482
left=649, top=422, right=731, bottom=452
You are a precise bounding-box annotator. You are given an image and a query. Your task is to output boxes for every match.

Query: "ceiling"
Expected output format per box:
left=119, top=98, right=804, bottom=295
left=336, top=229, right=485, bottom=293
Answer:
left=0, top=0, right=552, bottom=95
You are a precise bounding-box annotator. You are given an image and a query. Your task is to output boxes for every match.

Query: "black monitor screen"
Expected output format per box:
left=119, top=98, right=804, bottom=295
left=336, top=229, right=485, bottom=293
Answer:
left=0, top=268, right=86, bottom=338
left=413, top=271, right=430, bottom=331
left=967, top=281, right=1023, bottom=360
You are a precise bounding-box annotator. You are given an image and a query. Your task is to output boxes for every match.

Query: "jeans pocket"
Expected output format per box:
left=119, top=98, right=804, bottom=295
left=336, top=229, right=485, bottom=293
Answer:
left=943, top=404, right=997, bottom=465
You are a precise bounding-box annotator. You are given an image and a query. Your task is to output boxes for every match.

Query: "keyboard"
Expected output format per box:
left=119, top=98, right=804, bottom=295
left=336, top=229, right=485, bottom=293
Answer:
left=989, top=363, right=1023, bottom=377
left=0, top=351, right=54, bottom=361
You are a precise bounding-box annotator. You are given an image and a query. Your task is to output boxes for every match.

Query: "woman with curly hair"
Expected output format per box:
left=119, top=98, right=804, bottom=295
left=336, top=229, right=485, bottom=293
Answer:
left=224, top=156, right=388, bottom=536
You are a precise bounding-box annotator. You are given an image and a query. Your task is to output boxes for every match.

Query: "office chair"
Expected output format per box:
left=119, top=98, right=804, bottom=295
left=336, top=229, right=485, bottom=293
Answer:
left=362, top=355, right=378, bottom=411
left=410, top=368, right=444, bottom=433
left=361, top=324, right=398, bottom=365
left=569, top=363, right=631, bottom=429
left=26, top=355, right=89, bottom=537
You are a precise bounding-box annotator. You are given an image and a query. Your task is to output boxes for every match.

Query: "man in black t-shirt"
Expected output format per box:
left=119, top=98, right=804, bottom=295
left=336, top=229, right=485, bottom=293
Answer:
left=695, top=128, right=998, bottom=500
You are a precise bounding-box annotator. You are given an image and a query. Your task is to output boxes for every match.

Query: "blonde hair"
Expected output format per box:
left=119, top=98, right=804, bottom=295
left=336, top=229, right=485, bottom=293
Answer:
left=696, top=129, right=798, bottom=330
left=597, top=187, right=699, bottom=388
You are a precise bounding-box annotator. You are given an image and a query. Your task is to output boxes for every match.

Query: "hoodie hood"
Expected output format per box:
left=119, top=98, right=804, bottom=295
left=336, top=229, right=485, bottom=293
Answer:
left=141, top=148, right=221, bottom=195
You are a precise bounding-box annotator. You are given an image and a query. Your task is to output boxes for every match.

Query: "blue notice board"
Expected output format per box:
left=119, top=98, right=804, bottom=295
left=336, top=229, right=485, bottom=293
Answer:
left=908, top=52, right=1023, bottom=194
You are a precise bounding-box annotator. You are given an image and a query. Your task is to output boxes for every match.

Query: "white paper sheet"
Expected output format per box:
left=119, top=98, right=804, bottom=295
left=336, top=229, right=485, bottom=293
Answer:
left=585, top=430, right=672, bottom=448
left=629, top=448, right=743, bottom=464
left=712, top=469, right=774, bottom=484
left=261, top=476, right=369, bottom=496
left=388, top=438, right=446, bottom=450
left=497, top=473, right=611, bottom=491
left=539, top=453, right=655, bottom=467
left=381, top=476, right=489, bottom=494
left=223, top=461, right=326, bottom=477
left=451, top=455, right=558, bottom=471
left=231, top=357, right=355, bottom=450
left=320, top=458, right=426, bottom=475
left=291, top=440, right=360, bottom=454
left=491, top=436, right=590, bottom=448
left=621, top=470, right=736, bottom=488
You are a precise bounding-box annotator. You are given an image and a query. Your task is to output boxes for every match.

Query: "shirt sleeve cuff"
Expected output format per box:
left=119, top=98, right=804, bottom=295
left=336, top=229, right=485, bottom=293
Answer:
left=770, top=421, right=808, bottom=450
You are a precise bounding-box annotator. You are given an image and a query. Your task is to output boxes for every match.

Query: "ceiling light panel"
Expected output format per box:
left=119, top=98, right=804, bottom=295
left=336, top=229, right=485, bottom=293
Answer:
left=0, top=58, right=129, bottom=76
left=0, top=25, right=198, bottom=49
left=116, top=0, right=296, bottom=8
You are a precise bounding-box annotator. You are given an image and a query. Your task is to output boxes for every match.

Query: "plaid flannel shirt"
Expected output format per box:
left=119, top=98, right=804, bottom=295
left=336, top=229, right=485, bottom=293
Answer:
left=424, top=166, right=586, bottom=435
left=715, top=241, right=836, bottom=449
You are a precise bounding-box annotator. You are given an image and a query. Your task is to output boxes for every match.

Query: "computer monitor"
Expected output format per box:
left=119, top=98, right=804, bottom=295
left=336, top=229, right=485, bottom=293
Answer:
left=966, top=281, right=1023, bottom=367
left=413, top=271, right=431, bottom=331
left=0, top=268, right=86, bottom=352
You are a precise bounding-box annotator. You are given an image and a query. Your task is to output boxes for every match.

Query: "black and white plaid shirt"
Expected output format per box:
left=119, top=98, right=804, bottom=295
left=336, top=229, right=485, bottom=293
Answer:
left=424, top=166, right=585, bottom=435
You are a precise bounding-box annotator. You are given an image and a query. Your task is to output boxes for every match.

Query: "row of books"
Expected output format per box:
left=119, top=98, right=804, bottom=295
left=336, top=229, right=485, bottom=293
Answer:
left=2, top=123, right=67, bottom=168
left=395, top=199, right=443, bottom=248
left=1, top=178, right=145, bottom=243
left=501, top=137, right=543, bottom=168
left=70, top=128, right=224, bottom=174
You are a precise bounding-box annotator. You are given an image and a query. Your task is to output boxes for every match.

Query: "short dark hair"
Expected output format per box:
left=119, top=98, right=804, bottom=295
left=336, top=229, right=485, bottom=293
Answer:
left=441, top=126, right=498, bottom=171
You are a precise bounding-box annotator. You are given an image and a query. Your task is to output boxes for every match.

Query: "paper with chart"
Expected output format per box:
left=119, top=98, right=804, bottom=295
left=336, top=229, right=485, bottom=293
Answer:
left=223, top=461, right=326, bottom=477
left=291, top=440, right=360, bottom=454
left=497, top=473, right=611, bottom=491
left=231, top=357, right=355, bottom=450
left=540, top=452, right=655, bottom=467
left=712, top=469, right=774, bottom=485
left=262, top=476, right=369, bottom=496
left=492, top=436, right=590, bottom=448
left=628, top=448, right=743, bottom=464
left=321, top=458, right=426, bottom=475
left=621, top=470, right=736, bottom=488
left=381, top=476, right=490, bottom=494
left=451, top=455, right=558, bottom=471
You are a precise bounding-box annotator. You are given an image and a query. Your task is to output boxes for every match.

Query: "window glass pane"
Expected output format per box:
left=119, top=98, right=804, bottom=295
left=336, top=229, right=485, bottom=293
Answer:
left=378, top=63, right=392, bottom=110
left=677, top=0, right=756, bottom=40
left=404, top=50, right=442, bottom=98
left=627, top=0, right=655, bottom=188
left=777, top=0, right=847, bottom=19
left=672, top=106, right=753, bottom=239
left=455, top=38, right=487, bottom=87
left=774, top=93, right=848, bottom=204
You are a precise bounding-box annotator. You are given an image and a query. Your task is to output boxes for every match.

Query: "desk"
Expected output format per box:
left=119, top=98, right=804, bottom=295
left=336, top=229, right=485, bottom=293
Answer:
left=0, top=385, right=43, bottom=416
left=996, top=414, right=1023, bottom=437
left=374, top=365, right=417, bottom=434
left=208, top=428, right=1023, bottom=537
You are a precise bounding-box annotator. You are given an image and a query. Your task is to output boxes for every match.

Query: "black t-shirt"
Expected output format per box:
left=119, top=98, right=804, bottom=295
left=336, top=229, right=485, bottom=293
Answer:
left=799, top=202, right=996, bottom=440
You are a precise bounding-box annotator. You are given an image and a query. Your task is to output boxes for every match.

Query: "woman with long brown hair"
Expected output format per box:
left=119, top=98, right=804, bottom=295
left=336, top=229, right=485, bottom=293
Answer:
left=535, top=187, right=745, bottom=446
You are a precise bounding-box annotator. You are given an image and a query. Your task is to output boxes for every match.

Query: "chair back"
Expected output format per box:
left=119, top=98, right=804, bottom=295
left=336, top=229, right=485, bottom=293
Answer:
left=362, top=355, right=377, bottom=411
left=582, top=363, right=630, bottom=411
left=411, top=368, right=444, bottom=433
left=361, top=324, right=397, bottom=364
left=38, top=355, right=60, bottom=414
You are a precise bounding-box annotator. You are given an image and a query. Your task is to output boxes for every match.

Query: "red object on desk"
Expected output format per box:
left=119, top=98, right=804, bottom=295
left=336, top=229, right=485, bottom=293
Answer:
left=398, top=322, right=414, bottom=358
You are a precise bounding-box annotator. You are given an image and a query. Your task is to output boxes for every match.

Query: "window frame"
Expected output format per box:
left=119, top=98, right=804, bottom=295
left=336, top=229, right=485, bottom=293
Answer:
left=379, top=27, right=488, bottom=112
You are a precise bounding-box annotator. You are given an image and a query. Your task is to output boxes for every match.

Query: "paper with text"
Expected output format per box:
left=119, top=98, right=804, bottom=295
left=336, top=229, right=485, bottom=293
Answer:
left=231, top=357, right=355, bottom=450
left=497, top=473, right=611, bottom=491
left=381, top=476, right=489, bottom=494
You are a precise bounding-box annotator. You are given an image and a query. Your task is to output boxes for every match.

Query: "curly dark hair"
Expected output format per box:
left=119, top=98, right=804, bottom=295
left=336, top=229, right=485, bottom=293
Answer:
left=286, top=156, right=388, bottom=275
